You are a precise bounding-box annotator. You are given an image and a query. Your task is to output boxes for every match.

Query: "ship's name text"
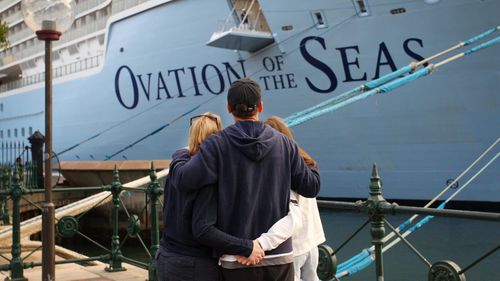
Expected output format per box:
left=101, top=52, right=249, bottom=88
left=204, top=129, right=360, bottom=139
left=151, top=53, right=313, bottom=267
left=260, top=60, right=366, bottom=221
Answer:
left=114, top=37, right=424, bottom=109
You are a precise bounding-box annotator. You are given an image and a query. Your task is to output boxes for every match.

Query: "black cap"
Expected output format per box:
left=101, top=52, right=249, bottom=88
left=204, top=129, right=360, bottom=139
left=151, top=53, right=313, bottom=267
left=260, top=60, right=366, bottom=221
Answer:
left=227, top=77, right=261, bottom=117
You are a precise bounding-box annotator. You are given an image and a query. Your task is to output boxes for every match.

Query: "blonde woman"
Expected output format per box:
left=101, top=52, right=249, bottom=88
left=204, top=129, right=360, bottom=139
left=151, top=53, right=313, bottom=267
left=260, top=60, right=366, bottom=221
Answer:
left=157, top=112, right=259, bottom=281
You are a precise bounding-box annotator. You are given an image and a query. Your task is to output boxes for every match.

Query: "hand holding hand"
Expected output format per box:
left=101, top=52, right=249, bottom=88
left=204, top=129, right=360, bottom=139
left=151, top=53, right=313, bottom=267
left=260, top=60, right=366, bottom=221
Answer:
left=236, top=240, right=265, bottom=266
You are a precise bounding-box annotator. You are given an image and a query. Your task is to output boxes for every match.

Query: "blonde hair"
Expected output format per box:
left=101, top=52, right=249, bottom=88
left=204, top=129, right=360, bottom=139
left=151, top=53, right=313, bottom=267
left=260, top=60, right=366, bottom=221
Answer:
left=264, top=116, right=318, bottom=169
left=188, top=112, right=222, bottom=155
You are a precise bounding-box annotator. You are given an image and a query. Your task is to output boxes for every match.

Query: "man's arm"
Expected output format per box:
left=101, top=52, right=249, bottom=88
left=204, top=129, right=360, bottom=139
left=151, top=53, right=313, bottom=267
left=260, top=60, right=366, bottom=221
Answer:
left=290, top=142, right=321, bottom=198
left=191, top=185, right=263, bottom=259
left=169, top=142, right=218, bottom=192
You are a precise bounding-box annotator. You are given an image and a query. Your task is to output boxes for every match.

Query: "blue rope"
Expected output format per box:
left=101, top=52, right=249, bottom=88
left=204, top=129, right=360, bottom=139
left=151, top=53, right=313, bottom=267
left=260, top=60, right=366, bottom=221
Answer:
left=284, top=87, right=363, bottom=122
left=284, top=65, right=415, bottom=127
left=336, top=248, right=373, bottom=273
left=341, top=254, right=374, bottom=277
left=464, top=36, right=500, bottom=56
left=365, top=65, right=414, bottom=90
left=285, top=32, right=500, bottom=130
left=378, top=67, right=431, bottom=93
left=463, top=27, right=498, bottom=46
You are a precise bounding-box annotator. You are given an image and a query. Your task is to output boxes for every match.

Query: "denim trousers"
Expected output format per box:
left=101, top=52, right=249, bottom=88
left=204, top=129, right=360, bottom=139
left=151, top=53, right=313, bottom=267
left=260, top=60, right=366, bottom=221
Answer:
left=156, top=251, right=221, bottom=281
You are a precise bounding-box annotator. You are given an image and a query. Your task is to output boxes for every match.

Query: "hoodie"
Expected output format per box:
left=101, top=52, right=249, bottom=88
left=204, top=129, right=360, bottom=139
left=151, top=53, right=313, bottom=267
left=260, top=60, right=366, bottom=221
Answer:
left=170, top=120, right=320, bottom=267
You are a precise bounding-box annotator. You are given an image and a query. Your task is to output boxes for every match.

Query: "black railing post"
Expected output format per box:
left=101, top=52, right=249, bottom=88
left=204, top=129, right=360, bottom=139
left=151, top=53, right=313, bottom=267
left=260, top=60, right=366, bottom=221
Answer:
left=147, top=162, right=161, bottom=281
left=28, top=131, right=45, bottom=189
left=8, top=166, right=28, bottom=281
left=365, top=163, right=387, bottom=281
left=105, top=166, right=126, bottom=272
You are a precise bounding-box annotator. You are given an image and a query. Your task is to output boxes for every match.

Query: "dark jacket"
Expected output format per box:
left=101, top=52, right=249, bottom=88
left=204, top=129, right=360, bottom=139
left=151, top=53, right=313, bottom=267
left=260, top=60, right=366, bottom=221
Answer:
left=160, top=158, right=253, bottom=257
left=170, top=120, right=320, bottom=258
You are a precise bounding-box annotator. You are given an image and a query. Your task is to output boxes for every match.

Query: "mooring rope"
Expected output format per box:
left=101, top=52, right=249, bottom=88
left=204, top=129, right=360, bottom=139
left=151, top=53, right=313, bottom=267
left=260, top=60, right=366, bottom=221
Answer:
left=336, top=151, right=500, bottom=278
left=285, top=26, right=500, bottom=128
left=416, top=26, right=499, bottom=67
left=334, top=139, right=499, bottom=278
left=284, top=30, right=500, bottom=128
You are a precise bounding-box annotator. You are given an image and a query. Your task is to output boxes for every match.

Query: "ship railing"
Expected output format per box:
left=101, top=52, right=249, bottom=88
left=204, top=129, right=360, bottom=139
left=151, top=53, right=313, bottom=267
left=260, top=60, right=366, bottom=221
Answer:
left=2, top=10, right=22, bottom=27
left=3, top=0, right=109, bottom=54
left=1, top=17, right=107, bottom=71
left=0, top=162, right=167, bottom=281
left=214, top=0, right=270, bottom=35
left=0, top=0, right=19, bottom=15
left=7, top=26, right=35, bottom=47
left=75, top=0, right=109, bottom=16
left=111, top=0, right=153, bottom=14
left=213, top=17, right=270, bottom=38
left=0, top=54, right=103, bottom=93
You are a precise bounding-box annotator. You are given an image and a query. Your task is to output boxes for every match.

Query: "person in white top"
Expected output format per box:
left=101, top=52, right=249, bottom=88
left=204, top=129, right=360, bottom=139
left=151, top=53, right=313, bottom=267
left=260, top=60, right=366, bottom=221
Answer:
left=236, top=116, right=326, bottom=281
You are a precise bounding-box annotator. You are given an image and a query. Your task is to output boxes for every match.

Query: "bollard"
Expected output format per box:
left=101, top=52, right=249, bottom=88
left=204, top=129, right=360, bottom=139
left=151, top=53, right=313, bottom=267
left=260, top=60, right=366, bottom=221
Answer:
left=105, top=166, right=126, bottom=272
left=147, top=162, right=161, bottom=281
left=28, top=131, right=44, bottom=190
left=7, top=166, right=28, bottom=281
left=364, top=163, right=387, bottom=281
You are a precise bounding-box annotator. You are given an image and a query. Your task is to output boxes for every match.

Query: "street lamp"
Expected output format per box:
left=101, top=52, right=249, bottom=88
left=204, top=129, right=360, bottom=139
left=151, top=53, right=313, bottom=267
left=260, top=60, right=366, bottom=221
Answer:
left=21, top=1, right=75, bottom=280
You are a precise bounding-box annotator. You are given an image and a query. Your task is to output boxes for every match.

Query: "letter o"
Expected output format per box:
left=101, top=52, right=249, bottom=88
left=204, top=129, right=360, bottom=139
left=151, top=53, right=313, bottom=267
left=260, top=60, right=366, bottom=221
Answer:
left=202, top=64, right=225, bottom=95
left=262, top=57, right=275, bottom=72
left=115, top=65, right=139, bottom=109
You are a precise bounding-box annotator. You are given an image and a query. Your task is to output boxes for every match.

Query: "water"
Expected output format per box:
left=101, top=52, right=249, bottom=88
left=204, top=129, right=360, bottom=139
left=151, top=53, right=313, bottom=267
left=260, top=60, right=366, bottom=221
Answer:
left=61, top=209, right=500, bottom=280
left=320, top=209, right=500, bottom=281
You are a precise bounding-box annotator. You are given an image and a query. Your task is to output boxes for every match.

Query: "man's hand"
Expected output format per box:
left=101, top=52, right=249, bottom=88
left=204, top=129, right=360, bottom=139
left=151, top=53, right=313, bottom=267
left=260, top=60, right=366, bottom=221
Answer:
left=236, top=240, right=264, bottom=266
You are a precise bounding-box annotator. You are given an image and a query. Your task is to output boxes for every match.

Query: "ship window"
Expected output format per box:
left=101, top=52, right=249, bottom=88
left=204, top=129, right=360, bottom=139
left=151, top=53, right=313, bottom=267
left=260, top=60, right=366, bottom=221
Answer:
left=0, top=103, right=3, bottom=112
left=353, top=0, right=370, bottom=16
left=1, top=130, right=3, bottom=139
left=29, top=127, right=33, bottom=135
left=311, top=11, right=327, bottom=29
left=14, top=128, right=18, bottom=138
left=21, top=128, right=25, bottom=137
left=8, top=130, right=11, bottom=138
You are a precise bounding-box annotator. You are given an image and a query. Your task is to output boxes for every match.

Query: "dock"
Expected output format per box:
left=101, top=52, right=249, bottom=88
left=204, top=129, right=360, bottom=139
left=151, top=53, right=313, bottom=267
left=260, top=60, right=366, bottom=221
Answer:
left=0, top=163, right=168, bottom=281
left=0, top=250, right=148, bottom=281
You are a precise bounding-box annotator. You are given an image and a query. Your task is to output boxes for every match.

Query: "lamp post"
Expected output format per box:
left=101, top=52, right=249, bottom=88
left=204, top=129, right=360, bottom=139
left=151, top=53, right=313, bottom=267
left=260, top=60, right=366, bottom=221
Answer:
left=21, top=1, right=75, bottom=280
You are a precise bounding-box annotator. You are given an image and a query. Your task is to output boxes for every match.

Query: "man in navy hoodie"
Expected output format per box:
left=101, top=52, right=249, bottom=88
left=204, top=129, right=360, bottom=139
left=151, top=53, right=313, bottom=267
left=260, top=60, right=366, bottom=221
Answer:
left=170, top=77, right=320, bottom=281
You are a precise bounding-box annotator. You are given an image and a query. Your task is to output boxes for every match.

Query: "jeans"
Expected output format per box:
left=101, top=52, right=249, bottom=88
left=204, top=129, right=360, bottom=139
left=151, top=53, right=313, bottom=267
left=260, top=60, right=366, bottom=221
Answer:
left=221, top=263, right=294, bottom=281
left=156, top=251, right=220, bottom=281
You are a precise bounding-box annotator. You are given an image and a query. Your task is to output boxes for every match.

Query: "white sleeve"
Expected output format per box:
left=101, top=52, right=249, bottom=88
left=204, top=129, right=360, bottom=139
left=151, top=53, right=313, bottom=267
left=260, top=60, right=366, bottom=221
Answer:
left=257, top=191, right=302, bottom=251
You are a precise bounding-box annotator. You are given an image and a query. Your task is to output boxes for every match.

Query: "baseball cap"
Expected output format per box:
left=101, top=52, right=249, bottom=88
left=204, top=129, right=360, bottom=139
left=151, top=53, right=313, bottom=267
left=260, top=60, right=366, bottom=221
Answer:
left=227, top=77, right=261, bottom=117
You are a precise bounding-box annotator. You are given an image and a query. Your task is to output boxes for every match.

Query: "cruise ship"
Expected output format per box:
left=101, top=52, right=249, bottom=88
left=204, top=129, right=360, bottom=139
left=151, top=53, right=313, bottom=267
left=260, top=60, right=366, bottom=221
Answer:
left=0, top=0, right=498, bottom=202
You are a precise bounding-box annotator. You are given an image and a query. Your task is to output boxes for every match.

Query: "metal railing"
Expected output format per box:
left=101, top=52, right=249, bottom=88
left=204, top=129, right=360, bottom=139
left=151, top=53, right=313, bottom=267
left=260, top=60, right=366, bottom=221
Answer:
left=0, top=163, right=166, bottom=281
left=0, top=54, right=102, bottom=92
left=0, top=0, right=19, bottom=14
left=0, top=159, right=497, bottom=281
left=315, top=164, right=499, bottom=281
left=2, top=17, right=107, bottom=68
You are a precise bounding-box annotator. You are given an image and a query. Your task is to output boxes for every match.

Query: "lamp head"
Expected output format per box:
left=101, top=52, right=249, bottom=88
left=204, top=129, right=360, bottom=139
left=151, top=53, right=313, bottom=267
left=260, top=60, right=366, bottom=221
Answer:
left=22, top=0, right=76, bottom=40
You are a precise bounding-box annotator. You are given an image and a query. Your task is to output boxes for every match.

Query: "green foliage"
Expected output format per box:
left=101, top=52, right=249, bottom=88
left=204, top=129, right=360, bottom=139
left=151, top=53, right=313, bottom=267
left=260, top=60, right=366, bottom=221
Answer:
left=0, top=20, right=8, bottom=50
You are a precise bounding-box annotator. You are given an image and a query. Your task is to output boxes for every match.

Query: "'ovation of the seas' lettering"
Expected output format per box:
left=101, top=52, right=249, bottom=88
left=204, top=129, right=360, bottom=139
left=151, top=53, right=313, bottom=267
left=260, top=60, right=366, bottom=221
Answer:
left=114, top=37, right=425, bottom=109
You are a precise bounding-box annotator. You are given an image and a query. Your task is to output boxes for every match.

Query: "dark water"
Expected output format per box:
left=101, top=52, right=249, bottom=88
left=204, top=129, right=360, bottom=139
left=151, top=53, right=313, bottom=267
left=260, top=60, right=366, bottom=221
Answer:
left=62, top=209, right=499, bottom=281
left=320, top=209, right=500, bottom=281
